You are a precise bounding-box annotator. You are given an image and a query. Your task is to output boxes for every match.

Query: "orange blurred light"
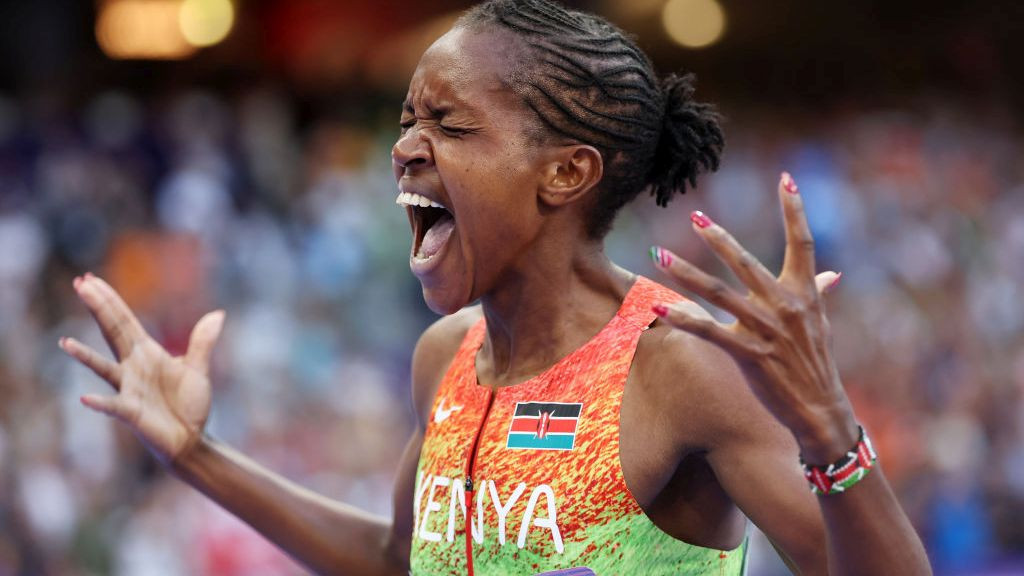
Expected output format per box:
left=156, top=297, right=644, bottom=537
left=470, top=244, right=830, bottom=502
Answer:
left=96, top=0, right=196, bottom=60
left=662, top=0, right=726, bottom=49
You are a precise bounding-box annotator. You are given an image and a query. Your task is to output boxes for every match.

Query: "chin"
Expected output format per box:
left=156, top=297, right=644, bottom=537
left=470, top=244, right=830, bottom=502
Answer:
left=421, top=284, right=471, bottom=316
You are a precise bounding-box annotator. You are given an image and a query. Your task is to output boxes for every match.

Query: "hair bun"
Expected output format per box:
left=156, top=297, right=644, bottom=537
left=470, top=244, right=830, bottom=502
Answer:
left=648, top=73, right=724, bottom=207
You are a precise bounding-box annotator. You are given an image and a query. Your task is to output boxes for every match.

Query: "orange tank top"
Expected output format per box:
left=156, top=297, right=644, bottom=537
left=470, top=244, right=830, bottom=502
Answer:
left=409, top=276, right=748, bottom=575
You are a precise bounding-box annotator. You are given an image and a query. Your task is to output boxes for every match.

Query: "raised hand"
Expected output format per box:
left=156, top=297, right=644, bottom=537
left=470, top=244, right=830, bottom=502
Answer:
left=651, top=172, right=857, bottom=463
left=60, top=273, right=225, bottom=466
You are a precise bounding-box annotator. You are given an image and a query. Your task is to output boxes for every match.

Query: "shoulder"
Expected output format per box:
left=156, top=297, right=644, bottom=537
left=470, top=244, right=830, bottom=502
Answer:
left=410, top=306, right=483, bottom=430
left=631, top=319, right=791, bottom=455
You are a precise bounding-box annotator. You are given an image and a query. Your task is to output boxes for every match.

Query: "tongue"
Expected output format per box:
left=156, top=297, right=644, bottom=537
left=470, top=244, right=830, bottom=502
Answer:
left=417, top=213, right=455, bottom=259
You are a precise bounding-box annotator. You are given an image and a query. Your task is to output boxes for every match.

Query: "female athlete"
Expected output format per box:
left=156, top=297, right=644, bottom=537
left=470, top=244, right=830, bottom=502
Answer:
left=60, top=1, right=931, bottom=574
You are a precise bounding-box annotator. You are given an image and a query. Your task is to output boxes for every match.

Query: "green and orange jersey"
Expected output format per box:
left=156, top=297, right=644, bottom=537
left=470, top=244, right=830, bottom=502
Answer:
left=410, top=277, right=748, bottom=576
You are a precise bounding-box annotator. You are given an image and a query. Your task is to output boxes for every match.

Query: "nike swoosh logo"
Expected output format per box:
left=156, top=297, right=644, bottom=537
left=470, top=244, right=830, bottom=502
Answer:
left=434, top=398, right=462, bottom=424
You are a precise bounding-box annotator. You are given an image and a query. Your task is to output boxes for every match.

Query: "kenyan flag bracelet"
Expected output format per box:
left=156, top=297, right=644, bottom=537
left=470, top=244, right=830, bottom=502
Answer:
left=800, top=425, right=878, bottom=495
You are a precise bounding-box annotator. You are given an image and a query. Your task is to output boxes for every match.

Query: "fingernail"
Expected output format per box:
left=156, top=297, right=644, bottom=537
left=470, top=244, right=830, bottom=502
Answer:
left=828, top=271, right=843, bottom=291
left=690, top=210, right=713, bottom=229
left=652, top=304, right=669, bottom=317
left=85, top=272, right=95, bottom=279
left=649, top=246, right=672, bottom=268
left=58, top=337, right=66, bottom=348
left=73, top=276, right=82, bottom=290
left=782, top=171, right=799, bottom=194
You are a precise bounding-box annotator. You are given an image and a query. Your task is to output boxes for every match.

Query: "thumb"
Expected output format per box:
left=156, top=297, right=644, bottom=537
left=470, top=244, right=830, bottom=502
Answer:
left=184, top=310, right=226, bottom=374
left=815, top=271, right=842, bottom=296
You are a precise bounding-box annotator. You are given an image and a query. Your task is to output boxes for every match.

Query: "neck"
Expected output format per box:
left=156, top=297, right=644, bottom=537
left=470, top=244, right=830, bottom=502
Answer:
left=476, top=239, right=634, bottom=388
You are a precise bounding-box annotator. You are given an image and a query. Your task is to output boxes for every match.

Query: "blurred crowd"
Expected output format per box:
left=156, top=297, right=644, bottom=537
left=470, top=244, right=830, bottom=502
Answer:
left=0, top=84, right=1021, bottom=575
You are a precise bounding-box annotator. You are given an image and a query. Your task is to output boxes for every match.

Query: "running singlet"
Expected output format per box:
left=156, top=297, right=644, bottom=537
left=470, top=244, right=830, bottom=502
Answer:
left=409, top=277, right=748, bottom=575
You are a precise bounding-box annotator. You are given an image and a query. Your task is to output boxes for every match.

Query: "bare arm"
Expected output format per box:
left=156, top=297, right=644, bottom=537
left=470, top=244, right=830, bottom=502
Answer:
left=650, top=173, right=931, bottom=574
left=698, top=350, right=923, bottom=575
left=168, top=433, right=416, bottom=575
left=669, top=337, right=920, bottom=574
left=60, top=274, right=466, bottom=575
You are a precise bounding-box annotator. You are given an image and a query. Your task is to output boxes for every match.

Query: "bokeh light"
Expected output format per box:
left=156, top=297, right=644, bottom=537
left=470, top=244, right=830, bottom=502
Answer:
left=95, top=0, right=233, bottom=60
left=179, top=0, right=235, bottom=48
left=662, top=0, right=726, bottom=49
left=96, top=0, right=196, bottom=60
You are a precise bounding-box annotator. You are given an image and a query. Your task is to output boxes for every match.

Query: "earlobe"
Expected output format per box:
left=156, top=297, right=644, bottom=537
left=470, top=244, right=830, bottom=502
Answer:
left=538, top=145, right=603, bottom=207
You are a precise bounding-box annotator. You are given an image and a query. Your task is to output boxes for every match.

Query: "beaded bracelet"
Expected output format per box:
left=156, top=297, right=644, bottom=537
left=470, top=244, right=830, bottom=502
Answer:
left=800, top=425, right=878, bottom=495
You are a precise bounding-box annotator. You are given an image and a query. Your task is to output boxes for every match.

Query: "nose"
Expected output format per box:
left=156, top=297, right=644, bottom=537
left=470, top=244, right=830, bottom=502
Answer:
left=391, top=129, right=433, bottom=171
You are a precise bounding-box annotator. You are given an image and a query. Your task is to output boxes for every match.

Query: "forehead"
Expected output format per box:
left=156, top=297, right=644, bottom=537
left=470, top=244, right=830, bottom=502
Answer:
left=405, top=26, right=521, bottom=111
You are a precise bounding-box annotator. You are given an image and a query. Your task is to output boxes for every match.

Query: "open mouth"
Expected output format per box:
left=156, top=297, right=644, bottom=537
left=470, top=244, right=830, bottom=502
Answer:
left=397, top=192, right=455, bottom=261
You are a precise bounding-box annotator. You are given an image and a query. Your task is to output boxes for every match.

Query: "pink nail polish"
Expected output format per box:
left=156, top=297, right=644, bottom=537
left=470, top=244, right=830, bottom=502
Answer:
left=829, top=271, right=843, bottom=291
left=649, top=246, right=672, bottom=268
left=782, top=172, right=799, bottom=194
left=690, top=211, right=713, bottom=229
left=652, top=304, right=669, bottom=317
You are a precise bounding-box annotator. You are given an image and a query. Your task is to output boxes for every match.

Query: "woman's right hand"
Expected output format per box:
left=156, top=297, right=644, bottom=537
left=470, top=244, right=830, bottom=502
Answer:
left=60, top=273, right=225, bottom=467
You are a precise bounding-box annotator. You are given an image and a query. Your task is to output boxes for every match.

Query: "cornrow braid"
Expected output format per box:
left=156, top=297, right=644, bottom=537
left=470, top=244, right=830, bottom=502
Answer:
left=458, top=0, right=724, bottom=238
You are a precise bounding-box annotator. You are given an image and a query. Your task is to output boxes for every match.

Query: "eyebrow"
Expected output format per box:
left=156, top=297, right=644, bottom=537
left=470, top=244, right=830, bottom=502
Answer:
left=402, top=100, right=452, bottom=118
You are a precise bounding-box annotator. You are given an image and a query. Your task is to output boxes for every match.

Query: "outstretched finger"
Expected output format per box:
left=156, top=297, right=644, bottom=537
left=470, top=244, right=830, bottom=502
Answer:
left=184, top=310, right=226, bottom=374
left=687, top=211, right=778, bottom=297
left=815, top=271, right=841, bottom=295
left=74, top=274, right=148, bottom=361
left=778, top=172, right=817, bottom=288
left=60, top=337, right=123, bottom=390
left=653, top=301, right=760, bottom=358
left=651, top=246, right=776, bottom=334
left=80, top=393, right=128, bottom=421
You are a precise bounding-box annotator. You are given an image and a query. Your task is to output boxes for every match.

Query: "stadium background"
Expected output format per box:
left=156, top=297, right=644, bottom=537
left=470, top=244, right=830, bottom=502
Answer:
left=0, top=0, right=1022, bottom=573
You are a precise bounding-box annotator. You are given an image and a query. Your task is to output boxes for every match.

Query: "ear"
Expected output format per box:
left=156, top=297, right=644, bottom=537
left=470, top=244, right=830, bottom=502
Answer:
left=537, top=145, right=603, bottom=208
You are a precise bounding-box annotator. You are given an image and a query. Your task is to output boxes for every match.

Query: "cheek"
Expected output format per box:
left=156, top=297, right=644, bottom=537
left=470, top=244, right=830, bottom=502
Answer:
left=439, top=142, right=539, bottom=244
left=459, top=172, right=530, bottom=231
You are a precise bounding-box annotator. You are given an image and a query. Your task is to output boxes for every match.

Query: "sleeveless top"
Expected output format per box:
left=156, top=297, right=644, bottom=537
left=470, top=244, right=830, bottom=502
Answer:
left=409, top=276, right=748, bottom=575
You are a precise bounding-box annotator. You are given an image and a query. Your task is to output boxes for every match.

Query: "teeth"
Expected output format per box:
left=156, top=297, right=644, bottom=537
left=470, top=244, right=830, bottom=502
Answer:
left=396, top=192, right=447, bottom=210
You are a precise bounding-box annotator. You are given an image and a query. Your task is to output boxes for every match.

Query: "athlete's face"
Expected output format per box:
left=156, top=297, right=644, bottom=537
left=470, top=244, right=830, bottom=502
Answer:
left=393, top=27, right=549, bottom=314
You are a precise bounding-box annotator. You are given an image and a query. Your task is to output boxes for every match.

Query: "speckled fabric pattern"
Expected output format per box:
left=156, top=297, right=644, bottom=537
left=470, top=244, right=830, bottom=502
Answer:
left=410, top=277, right=748, bottom=576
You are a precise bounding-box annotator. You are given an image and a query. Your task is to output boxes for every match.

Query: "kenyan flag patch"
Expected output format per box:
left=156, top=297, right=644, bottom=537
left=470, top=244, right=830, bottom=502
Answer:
left=506, top=402, right=583, bottom=451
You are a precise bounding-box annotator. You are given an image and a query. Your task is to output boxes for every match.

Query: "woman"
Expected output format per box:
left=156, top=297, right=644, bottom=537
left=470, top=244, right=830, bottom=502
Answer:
left=61, top=1, right=931, bottom=574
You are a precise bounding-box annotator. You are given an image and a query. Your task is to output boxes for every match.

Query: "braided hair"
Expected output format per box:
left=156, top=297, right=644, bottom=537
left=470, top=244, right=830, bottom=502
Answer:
left=458, top=0, right=724, bottom=238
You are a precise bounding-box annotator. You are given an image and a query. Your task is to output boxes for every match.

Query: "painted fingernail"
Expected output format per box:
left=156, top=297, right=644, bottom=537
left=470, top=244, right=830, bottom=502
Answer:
left=828, top=271, right=843, bottom=291
left=782, top=171, right=799, bottom=194
left=649, top=246, right=672, bottom=268
left=690, top=210, right=713, bottom=229
left=652, top=304, right=669, bottom=317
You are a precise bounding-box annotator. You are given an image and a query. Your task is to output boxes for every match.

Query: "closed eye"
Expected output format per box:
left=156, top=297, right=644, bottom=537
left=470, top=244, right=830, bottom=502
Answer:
left=439, top=125, right=469, bottom=136
left=399, top=116, right=476, bottom=137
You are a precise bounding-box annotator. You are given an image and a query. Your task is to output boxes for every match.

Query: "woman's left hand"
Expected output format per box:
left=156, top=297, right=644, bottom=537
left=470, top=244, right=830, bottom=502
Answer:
left=651, top=172, right=857, bottom=464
